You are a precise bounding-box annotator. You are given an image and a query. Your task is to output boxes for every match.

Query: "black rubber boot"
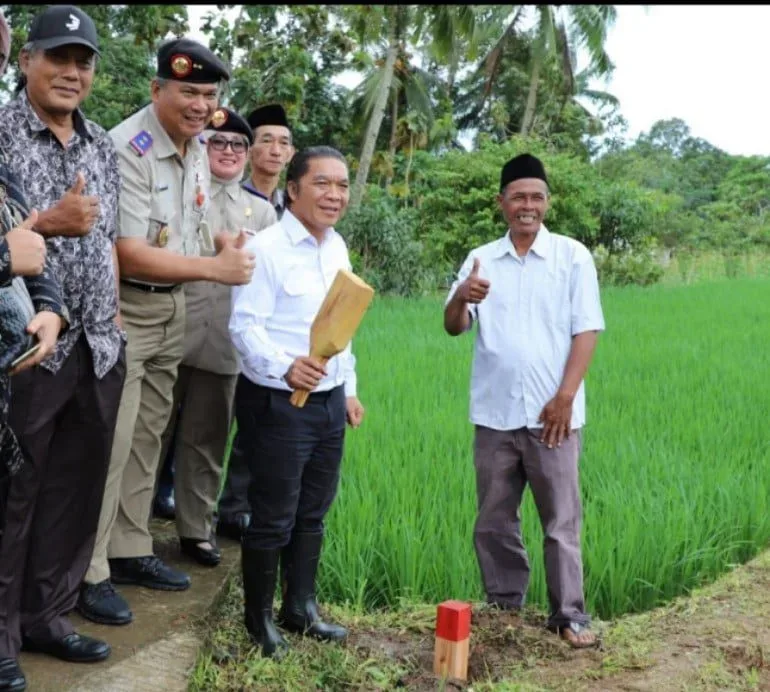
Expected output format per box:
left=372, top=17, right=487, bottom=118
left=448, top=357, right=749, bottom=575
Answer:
left=278, top=531, right=347, bottom=642
left=241, top=546, right=289, bottom=659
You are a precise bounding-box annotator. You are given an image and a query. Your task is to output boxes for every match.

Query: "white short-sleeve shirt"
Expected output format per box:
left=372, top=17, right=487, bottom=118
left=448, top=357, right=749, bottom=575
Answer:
left=446, top=225, right=605, bottom=431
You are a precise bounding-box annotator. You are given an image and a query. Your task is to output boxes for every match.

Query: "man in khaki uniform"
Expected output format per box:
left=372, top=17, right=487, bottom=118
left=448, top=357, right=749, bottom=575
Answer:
left=77, top=38, right=256, bottom=628
left=159, top=107, right=276, bottom=567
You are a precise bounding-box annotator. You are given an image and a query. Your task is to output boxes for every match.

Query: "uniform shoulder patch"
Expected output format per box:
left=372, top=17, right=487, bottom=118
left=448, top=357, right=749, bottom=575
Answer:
left=129, top=130, right=153, bottom=157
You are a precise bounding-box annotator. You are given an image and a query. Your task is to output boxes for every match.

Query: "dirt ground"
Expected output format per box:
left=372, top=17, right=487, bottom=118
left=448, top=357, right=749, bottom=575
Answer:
left=344, top=550, right=770, bottom=691
left=194, top=549, right=770, bottom=691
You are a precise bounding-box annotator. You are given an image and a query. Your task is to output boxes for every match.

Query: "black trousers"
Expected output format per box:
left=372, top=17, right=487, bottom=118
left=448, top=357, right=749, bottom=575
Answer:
left=236, top=377, right=346, bottom=550
left=0, top=336, right=126, bottom=657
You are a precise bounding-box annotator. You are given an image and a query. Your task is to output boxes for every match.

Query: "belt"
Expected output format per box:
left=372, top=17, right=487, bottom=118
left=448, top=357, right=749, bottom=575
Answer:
left=121, top=279, right=180, bottom=294
left=246, top=380, right=342, bottom=401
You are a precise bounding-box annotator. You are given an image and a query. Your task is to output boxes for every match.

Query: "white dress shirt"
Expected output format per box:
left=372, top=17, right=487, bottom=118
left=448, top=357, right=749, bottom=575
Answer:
left=446, top=225, right=605, bottom=431
left=229, top=209, right=357, bottom=396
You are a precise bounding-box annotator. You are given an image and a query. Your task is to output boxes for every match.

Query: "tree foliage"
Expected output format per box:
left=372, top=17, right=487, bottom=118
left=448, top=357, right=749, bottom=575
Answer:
left=1, top=5, right=763, bottom=292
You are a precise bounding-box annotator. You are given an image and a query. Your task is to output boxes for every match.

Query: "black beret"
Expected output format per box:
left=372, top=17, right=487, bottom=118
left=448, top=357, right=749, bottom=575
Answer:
left=28, top=5, right=100, bottom=56
left=247, top=103, right=290, bottom=132
left=500, top=153, right=549, bottom=192
left=208, top=107, right=253, bottom=146
left=157, top=37, right=230, bottom=84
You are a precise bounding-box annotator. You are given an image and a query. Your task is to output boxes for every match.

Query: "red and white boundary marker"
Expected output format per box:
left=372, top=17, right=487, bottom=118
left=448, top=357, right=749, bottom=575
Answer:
left=433, top=600, right=471, bottom=682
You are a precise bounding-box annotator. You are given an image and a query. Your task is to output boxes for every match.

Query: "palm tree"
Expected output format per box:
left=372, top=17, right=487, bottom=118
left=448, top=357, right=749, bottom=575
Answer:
left=519, top=5, right=617, bottom=136
left=340, top=5, right=481, bottom=208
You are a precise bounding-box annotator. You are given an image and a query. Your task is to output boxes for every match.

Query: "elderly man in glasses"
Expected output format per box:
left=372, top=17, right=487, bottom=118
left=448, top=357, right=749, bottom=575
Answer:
left=157, top=107, right=276, bottom=567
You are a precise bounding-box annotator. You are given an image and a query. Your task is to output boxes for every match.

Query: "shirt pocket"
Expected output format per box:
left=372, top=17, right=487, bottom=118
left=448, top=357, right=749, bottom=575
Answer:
left=280, top=266, right=326, bottom=323
left=536, top=265, right=571, bottom=330
left=282, top=269, right=315, bottom=297
left=147, top=197, right=178, bottom=248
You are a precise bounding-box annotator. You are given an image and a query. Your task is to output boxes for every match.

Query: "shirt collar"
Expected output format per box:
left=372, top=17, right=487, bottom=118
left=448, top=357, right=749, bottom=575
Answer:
left=242, top=179, right=267, bottom=200
left=242, top=180, right=285, bottom=209
left=211, top=174, right=241, bottom=201
left=493, top=224, right=551, bottom=259
left=281, top=209, right=334, bottom=246
left=18, top=88, right=93, bottom=141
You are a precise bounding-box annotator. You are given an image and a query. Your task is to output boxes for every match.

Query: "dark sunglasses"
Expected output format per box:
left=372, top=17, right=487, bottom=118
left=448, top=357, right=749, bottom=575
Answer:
left=209, top=137, right=248, bottom=154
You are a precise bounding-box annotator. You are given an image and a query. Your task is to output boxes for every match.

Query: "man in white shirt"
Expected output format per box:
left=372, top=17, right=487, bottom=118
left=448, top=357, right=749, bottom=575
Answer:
left=444, top=153, right=605, bottom=648
left=229, top=145, right=365, bottom=658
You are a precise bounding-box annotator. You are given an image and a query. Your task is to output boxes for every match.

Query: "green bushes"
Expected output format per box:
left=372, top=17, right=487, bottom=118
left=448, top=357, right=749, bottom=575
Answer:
left=341, top=134, right=770, bottom=294
left=337, top=187, right=435, bottom=297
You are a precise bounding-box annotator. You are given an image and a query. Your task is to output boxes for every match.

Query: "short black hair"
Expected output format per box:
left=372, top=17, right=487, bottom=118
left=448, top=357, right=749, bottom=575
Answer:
left=285, top=145, right=347, bottom=207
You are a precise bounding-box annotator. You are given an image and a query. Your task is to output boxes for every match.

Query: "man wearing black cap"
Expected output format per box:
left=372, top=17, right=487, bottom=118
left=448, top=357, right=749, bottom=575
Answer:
left=214, top=103, right=295, bottom=542
left=444, top=153, right=605, bottom=648
left=77, top=38, right=257, bottom=627
left=0, top=4, right=125, bottom=669
left=157, top=107, right=276, bottom=567
left=242, top=103, right=294, bottom=219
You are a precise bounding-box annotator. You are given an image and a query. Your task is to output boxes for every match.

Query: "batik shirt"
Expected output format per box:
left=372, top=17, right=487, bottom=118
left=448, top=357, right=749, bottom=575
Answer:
left=0, top=89, right=122, bottom=379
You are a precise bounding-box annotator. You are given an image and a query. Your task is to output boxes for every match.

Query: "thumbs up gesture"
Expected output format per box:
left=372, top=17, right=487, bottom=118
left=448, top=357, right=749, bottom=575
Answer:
left=212, top=230, right=256, bottom=285
left=459, top=256, right=491, bottom=304
left=6, top=209, right=46, bottom=276
left=47, top=171, right=100, bottom=238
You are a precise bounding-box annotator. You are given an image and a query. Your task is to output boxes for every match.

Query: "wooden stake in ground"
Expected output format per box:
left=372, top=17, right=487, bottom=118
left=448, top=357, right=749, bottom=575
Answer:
left=289, top=269, right=375, bottom=408
left=433, top=600, right=471, bottom=682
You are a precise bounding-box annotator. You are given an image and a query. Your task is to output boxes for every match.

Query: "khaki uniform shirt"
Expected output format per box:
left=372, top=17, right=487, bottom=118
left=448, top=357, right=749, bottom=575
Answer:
left=110, top=104, right=212, bottom=275
left=182, top=176, right=277, bottom=375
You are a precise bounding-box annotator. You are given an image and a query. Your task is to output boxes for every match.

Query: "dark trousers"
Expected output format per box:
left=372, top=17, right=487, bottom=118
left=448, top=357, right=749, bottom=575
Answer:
left=217, top=427, right=251, bottom=522
left=236, top=377, right=345, bottom=550
left=0, top=336, right=126, bottom=657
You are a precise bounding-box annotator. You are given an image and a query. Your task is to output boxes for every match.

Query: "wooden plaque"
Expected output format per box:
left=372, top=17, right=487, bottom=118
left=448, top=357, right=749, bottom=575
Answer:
left=289, top=269, right=375, bottom=407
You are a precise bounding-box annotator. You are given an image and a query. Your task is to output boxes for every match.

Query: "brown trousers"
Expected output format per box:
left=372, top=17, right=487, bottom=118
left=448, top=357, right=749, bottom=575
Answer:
left=0, top=336, right=125, bottom=656
left=473, top=425, right=588, bottom=628
left=158, top=364, right=237, bottom=539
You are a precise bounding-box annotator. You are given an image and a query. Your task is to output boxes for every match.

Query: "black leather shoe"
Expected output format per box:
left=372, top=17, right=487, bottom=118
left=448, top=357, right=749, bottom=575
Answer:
left=110, top=555, right=191, bottom=591
left=216, top=512, right=251, bottom=541
left=180, top=537, right=221, bottom=567
left=76, top=580, right=133, bottom=625
left=152, top=490, right=176, bottom=520
left=0, top=658, right=25, bottom=691
left=22, top=633, right=110, bottom=663
left=278, top=531, right=347, bottom=642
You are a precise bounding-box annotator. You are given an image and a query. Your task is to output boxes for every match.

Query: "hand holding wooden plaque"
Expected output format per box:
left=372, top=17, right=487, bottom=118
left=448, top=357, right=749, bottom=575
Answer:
left=289, top=269, right=375, bottom=408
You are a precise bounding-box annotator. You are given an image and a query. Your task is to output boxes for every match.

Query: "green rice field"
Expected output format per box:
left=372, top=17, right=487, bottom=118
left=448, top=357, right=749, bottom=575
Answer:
left=315, top=276, right=770, bottom=620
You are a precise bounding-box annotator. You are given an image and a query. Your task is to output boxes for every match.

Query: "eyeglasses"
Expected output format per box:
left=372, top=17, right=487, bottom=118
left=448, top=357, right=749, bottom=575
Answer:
left=208, top=137, right=248, bottom=154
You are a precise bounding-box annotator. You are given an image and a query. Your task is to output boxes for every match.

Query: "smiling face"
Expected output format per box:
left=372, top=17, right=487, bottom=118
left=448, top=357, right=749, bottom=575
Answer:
left=498, top=177, right=550, bottom=237
left=207, top=132, right=249, bottom=181
left=152, top=78, right=219, bottom=144
left=287, top=156, right=350, bottom=235
left=20, top=44, right=96, bottom=116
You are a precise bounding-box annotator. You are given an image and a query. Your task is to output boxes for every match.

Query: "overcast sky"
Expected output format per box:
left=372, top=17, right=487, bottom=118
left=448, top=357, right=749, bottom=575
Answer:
left=187, top=5, right=770, bottom=157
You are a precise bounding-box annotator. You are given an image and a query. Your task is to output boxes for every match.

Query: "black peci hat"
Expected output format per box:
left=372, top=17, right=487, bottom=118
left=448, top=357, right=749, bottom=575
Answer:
left=500, top=153, right=549, bottom=192
left=247, top=103, right=290, bottom=132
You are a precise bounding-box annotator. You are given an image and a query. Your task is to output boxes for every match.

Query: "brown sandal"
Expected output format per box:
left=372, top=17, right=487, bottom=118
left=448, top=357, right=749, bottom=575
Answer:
left=553, top=622, right=598, bottom=649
